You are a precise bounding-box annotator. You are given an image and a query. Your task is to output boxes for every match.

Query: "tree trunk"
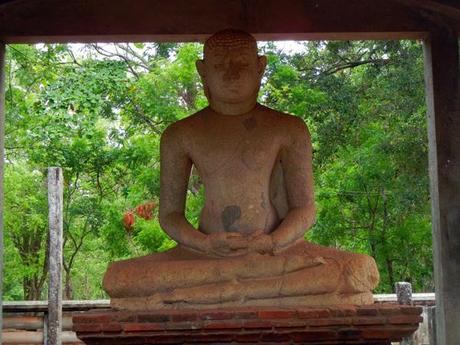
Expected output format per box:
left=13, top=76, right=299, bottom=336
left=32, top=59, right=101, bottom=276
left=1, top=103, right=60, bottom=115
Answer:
left=64, top=268, right=73, bottom=300
left=23, top=278, right=42, bottom=300
left=386, top=258, right=395, bottom=290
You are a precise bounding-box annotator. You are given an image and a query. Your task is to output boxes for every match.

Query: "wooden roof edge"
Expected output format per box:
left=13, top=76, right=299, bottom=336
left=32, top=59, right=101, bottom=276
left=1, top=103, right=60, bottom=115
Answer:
left=392, top=0, right=460, bottom=22
left=0, top=32, right=431, bottom=45
left=0, top=0, right=459, bottom=44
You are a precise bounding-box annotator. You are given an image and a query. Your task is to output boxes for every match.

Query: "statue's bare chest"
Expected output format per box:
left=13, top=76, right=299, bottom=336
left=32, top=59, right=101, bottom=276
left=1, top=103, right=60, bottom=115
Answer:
left=186, top=114, right=283, bottom=177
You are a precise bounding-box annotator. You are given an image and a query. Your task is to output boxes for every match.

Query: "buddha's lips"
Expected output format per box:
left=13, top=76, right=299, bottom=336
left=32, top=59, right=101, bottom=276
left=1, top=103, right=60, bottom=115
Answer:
left=225, top=85, right=241, bottom=92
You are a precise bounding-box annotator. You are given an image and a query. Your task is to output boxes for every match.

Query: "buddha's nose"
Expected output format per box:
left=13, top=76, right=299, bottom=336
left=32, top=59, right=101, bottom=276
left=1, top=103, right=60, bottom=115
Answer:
left=223, top=62, right=241, bottom=81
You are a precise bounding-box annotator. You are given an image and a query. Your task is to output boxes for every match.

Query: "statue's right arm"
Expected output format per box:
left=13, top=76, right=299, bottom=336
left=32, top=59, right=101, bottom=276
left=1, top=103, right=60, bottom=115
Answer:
left=158, top=124, right=209, bottom=253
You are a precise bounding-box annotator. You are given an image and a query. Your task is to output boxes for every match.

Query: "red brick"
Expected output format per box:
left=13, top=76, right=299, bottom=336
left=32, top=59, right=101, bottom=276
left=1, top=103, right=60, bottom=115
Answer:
left=234, top=333, right=261, bottom=342
left=308, top=317, right=352, bottom=327
left=260, top=332, right=291, bottom=342
left=376, top=305, right=401, bottom=315
left=170, top=313, right=198, bottom=322
left=297, top=308, right=331, bottom=319
left=328, top=305, right=357, bottom=317
left=337, top=328, right=362, bottom=339
left=122, top=322, right=165, bottom=332
left=101, top=322, right=122, bottom=332
left=272, top=319, right=308, bottom=329
left=137, top=313, right=170, bottom=322
left=165, top=321, right=202, bottom=330
left=357, top=306, right=379, bottom=316
left=399, top=306, right=423, bottom=315
left=189, top=334, right=234, bottom=342
left=233, top=310, right=258, bottom=319
left=73, top=323, right=102, bottom=333
left=258, top=309, right=297, bottom=319
left=149, top=334, right=186, bottom=343
left=362, top=326, right=418, bottom=340
left=73, top=314, right=112, bottom=323
left=362, top=328, right=398, bottom=340
left=290, top=330, right=338, bottom=341
left=242, top=320, right=273, bottom=329
left=203, top=320, right=243, bottom=329
left=352, top=317, right=387, bottom=325
left=388, top=315, right=423, bottom=325
left=199, top=310, right=234, bottom=320
left=112, top=311, right=136, bottom=319
left=116, top=314, right=137, bottom=322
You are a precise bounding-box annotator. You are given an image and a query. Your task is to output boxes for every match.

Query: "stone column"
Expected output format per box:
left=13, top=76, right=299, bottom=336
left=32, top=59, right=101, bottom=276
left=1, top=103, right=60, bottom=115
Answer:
left=47, top=167, right=63, bottom=345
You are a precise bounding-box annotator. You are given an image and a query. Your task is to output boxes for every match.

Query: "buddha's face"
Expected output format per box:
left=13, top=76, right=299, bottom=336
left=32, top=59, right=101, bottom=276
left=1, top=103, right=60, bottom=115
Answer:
left=197, top=45, right=267, bottom=105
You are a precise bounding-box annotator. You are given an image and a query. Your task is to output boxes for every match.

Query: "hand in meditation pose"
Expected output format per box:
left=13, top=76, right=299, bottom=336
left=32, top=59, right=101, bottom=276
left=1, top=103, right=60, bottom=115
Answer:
left=103, top=29, right=379, bottom=310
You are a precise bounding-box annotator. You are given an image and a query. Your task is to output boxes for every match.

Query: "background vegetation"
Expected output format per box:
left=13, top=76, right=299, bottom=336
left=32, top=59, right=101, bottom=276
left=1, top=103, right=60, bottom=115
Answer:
left=3, top=40, right=432, bottom=300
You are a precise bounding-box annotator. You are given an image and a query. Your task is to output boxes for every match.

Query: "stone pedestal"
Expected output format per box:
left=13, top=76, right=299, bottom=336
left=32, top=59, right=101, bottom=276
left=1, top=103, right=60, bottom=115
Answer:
left=73, top=304, right=422, bottom=344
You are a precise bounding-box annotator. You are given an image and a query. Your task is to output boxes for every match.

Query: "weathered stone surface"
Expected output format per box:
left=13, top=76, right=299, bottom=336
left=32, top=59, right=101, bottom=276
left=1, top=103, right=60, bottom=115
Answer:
left=103, top=29, right=379, bottom=309
left=396, top=282, right=413, bottom=305
left=73, top=304, right=422, bottom=344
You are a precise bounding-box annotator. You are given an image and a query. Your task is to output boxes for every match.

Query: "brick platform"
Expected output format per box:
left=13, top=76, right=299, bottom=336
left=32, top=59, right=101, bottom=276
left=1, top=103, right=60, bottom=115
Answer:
left=73, top=304, right=422, bottom=344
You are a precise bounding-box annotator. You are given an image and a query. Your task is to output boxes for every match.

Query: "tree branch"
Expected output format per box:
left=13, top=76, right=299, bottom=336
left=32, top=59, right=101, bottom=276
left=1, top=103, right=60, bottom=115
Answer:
left=127, top=97, right=162, bottom=134
left=321, top=59, right=391, bottom=77
left=91, top=44, right=141, bottom=79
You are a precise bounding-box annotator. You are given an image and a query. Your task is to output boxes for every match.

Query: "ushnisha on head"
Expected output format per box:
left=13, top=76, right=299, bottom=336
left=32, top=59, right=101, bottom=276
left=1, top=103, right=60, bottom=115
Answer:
left=203, top=29, right=258, bottom=59
left=196, top=29, right=267, bottom=115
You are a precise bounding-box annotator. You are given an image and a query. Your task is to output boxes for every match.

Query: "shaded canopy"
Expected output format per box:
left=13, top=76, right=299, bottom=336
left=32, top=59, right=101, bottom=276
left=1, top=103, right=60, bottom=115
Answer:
left=0, top=0, right=459, bottom=43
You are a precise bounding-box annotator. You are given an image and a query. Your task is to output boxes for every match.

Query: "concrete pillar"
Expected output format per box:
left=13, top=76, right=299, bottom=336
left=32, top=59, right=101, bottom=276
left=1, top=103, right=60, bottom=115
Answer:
left=47, top=167, right=63, bottom=345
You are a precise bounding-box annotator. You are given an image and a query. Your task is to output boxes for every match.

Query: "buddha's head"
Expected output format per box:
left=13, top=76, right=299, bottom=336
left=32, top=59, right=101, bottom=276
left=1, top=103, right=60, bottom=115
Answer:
left=196, top=29, right=267, bottom=111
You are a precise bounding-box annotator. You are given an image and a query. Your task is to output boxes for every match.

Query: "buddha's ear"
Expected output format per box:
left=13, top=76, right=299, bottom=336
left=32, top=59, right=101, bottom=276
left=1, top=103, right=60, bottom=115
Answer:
left=257, top=55, right=268, bottom=77
left=196, top=59, right=206, bottom=78
left=196, top=59, right=211, bottom=100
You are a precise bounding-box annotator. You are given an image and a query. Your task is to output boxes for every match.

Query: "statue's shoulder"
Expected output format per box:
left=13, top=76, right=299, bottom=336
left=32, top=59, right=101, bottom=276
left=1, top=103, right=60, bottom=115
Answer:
left=258, top=104, right=310, bottom=136
left=161, top=108, right=207, bottom=142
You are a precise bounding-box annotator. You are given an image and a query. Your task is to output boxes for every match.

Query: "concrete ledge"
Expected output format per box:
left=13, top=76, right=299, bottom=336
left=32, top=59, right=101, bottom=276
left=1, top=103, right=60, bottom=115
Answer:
left=73, top=304, right=422, bottom=344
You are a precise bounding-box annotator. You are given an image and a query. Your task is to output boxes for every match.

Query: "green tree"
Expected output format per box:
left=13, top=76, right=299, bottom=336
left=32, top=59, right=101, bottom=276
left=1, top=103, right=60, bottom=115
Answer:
left=4, top=163, right=48, bottom=300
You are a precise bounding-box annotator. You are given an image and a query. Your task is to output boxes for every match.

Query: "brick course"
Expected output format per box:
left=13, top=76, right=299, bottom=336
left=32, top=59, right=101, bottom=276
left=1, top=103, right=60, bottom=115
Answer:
left=74, top=304, right=422, bottom=344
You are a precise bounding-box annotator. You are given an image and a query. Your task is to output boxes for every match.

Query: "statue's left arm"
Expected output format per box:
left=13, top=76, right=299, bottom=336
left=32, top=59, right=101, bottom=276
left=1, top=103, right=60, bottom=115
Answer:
left=271, top=116, right=316, bottom=251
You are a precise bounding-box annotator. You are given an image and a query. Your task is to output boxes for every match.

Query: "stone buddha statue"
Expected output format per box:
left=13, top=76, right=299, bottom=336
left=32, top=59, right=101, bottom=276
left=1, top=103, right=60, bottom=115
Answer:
left=103, top=29, right=379, bottom=310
